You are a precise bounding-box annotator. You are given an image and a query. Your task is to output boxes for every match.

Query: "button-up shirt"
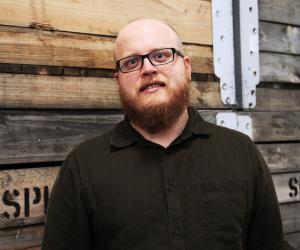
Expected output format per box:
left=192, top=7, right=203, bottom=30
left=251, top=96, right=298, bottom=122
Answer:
left=42, top=107, right=294, bottom=250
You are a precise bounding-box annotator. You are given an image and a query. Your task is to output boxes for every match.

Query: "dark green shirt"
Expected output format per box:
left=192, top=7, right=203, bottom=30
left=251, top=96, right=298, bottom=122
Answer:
left=42, top=107, right=294, bottom=250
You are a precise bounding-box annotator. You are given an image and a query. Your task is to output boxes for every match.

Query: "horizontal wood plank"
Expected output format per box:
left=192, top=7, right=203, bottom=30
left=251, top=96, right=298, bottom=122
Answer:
left=249, top=112, right=300, bottom=142
left=260, top=52, right=300, bottom=83
left=260, top=21, right=300, bottom=55
left=1, top=73, right=300, bottom=111
left=0, top=111, right=299, bottom=164
left=21, top=247, right=41, bottom=250
left=259, top=0, right=300, bottom=26
left=0, top=0, right=212, bottom=45
left=285, top=231, right=300, bottom=250
left=258, top=144, right=300, bottom=173
left=0, top=111, right=124, bottom=164
left=0, top=224, right=43, bottom=250
left=280, top=202, right=300, bottom=234
left=272, top=172, right=300, bottom=203
left=0, top=26, right=213, bottom=73
left=0, top=74, right=222, bottom=109
left=0, top=167, right=59, bottom=229
left=256, top=87, right=300, bottom=112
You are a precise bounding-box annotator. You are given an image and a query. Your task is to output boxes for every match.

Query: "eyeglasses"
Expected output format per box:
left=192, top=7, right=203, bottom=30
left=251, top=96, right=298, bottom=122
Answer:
left=116, top=48, right=184, bottom=73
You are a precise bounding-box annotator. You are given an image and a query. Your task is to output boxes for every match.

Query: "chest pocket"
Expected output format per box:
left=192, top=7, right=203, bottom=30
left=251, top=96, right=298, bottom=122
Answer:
left=196, top=180, right=248, bottom=246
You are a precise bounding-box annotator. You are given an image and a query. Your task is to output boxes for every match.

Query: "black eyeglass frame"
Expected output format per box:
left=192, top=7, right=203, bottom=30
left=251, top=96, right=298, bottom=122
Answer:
left=116, top=48, right=184, bottom=73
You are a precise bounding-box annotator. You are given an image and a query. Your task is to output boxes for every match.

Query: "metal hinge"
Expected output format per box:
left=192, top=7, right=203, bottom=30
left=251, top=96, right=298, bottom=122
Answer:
left=216, top=112, right=253, bottom=138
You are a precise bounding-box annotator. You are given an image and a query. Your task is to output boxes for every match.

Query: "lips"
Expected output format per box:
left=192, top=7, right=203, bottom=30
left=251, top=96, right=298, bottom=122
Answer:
left=140, top=82, right=166, bottom=92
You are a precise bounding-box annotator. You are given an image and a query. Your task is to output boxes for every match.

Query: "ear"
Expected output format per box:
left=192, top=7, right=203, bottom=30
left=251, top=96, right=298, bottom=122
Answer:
left=183, top=56, right=192, bottom=81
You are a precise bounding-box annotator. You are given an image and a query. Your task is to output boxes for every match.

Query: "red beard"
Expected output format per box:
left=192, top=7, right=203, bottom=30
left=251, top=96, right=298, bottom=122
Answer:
left=119, top=81, right=190, bottom=134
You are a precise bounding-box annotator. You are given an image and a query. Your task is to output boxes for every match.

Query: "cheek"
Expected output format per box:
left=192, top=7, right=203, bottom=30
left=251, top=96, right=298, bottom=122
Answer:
left=118, top=75, right=138, bottom=93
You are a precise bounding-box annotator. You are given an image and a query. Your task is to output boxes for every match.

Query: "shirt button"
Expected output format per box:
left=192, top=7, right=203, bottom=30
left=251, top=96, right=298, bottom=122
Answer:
left=172, top=228, right=180, bottom=235
left=167, top=185, right=175, bottom=191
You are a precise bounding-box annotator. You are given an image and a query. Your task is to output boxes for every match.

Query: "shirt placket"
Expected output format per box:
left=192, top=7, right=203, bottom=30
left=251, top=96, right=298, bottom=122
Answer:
left=162, top=149, right=185, bottom=250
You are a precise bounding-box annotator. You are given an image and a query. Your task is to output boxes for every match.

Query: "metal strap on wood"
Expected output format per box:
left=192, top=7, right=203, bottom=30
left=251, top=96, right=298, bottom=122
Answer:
left=212, top=0, right=260, bottom=109
left=216, top=112, right=253, bottom=138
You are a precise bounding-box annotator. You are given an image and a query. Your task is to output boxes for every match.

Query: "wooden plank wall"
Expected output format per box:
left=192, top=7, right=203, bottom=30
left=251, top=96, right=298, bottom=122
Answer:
left=258, top=0, right=300, bottom=248
left=0, top=0, right=299, bottom=249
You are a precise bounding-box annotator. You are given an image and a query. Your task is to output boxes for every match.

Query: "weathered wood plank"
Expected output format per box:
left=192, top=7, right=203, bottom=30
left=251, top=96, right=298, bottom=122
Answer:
left=0, top=74, right=222, bottom=109
left=259, top=0, right=300, bottom=26
left=0, top=0, right=212, bottom=45
left=260, top=21, right=300, bottom=55
left=0, top=26, right=213, bottom=73
left=256, top=87, right=300, bottom=112
left=0, top=224, right=43, bottom=250
left=260, top=52, right=300, bottom=83
left=272, top=172, right=300, bottom=203
left=0, top=111, right=124, bottom=164
left=1, top=73, right=300, bottom=111
left=0, top=167, right=59, bottom=229
left=0, top=111, right=299, bottom=164
left=21, top=247, right=41, bottom=250
left=201, top=111, right=300, bottom=142
left=258, top=144, right=300, bottom=173
left=280, top=202, right=300, bottom=234
left=249, top=112, right=300, bottom=142
left=285, top=232, right=300, bottom=250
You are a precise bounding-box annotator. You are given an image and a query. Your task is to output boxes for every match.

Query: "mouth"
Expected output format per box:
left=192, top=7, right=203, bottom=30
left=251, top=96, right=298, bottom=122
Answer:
left=140, top=82, right=166, bottom=92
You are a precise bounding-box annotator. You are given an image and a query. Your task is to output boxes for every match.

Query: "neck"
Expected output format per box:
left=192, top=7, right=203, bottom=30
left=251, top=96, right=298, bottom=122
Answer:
left=131, top=108, right=189, bottom=148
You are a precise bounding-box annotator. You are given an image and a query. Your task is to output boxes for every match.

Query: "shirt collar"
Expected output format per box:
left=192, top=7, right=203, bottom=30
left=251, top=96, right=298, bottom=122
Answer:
left=185, top=107, right=211, bottom=136
left=111, top=107, right=210, bottom=148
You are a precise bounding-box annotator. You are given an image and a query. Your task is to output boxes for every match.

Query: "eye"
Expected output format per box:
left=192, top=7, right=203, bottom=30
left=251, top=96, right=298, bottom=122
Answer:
left=151, top=49, right=172, bottom=63
left=154, top=52, right=166, bottom=61
left=122, top=56, right=141, bottom=69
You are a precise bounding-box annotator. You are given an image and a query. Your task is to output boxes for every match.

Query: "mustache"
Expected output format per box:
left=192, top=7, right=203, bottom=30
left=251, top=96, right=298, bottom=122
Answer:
left=139, top=81, right=166, bottom=91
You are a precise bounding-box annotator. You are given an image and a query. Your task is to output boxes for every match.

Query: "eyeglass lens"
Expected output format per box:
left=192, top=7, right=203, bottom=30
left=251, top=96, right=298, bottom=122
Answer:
left=119, top=48, right=175, bottom=72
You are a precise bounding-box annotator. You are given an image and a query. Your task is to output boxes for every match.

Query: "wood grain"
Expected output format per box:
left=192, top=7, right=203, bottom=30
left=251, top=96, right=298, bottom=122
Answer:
left=272, top=172, right=300, bottom=203
left=0, top=0, right=212, bottom=45
left=258, top=144, right=300, bottom=173
left=259, top=0, right=300, bottom=26
left=260, top=21, right=300, bottom=54
left=280, top=202, right=300, bottom=234
left=285, top=231, right=300, bottom=250
left=0, top=224, right=43, bottom=250
left=0, top=168, right=59, bottom=229
left=249, top=112, right=300, bottom=142
left=1, top=73, right=300, bottom=111
left=0, top=26, right=213, bottom=73
left=256, top=87, right=300, bottom=112
left=0, top=110, right=299, bottom=164
left=0, top=110, right=124, bottom=164
left=260, top=52, right=300, bottom=84
left=0, top=74, right=222, bottom=109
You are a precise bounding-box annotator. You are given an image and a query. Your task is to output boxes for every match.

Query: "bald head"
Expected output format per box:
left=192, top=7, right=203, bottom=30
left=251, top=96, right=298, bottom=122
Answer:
left=114, top=18, right=183, bottom=62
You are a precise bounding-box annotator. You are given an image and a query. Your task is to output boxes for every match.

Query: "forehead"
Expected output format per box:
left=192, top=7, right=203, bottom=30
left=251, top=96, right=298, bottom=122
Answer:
left=115, top=20, right=179, bottom=60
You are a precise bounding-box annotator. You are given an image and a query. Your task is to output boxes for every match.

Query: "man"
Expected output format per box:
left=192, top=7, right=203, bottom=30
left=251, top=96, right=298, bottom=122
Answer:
left=42, top=19, right=295, bottom=250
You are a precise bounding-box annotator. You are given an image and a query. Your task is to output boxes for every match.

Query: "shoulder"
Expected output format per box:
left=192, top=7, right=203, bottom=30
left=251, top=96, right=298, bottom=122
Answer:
left=206, top=121, right=253, bottom=147
left=71, top=130, right=113, bottom=160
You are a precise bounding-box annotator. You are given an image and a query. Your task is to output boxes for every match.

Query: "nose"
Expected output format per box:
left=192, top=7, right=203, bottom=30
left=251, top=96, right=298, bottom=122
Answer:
left=141, top=57, right=157, bottom=76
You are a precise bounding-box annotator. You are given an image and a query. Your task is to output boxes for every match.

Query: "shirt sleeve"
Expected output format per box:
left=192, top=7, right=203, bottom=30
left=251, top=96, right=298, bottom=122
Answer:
left=246, top=140, right=295, bottom=250
left=42, top=152, right=91, bottom=250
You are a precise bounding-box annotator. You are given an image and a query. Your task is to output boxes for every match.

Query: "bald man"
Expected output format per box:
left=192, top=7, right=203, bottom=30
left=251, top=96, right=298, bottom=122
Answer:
left=42, top=19, right=295, bottom=250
